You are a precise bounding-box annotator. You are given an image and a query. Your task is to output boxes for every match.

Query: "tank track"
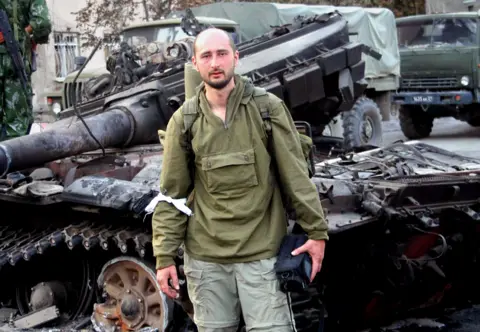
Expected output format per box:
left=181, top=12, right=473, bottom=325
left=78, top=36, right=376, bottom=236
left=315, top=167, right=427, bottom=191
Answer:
left=0, top=220, right=324, bottom=331
left=0, top=222, right=152, bottom=269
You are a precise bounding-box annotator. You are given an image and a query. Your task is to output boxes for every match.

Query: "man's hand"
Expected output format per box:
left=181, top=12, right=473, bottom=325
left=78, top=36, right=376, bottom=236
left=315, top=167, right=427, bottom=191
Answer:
left=291, top=239, right=326, bottom=282
left=0, top=26, right=33, bottom=44
left=156, top=265, right=180, bottom=299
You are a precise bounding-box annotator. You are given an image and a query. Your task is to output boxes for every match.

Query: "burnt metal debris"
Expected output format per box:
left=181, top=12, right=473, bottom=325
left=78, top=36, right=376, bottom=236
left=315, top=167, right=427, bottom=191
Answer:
left=0, top=8, right=480, bottom=332
left=0, top=141, right=479, bottom=331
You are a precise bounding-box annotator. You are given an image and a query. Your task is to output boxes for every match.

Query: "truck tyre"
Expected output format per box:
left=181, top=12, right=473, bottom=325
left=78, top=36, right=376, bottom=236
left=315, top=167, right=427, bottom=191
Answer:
left=399, top=105, right=434, bottom=139
left=342, top=97, right=383, bottom=150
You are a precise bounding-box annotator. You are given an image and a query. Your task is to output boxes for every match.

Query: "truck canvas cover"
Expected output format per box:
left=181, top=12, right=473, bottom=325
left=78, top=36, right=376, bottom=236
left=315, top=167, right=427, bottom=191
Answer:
left=170, top=2, right=400, bottom=83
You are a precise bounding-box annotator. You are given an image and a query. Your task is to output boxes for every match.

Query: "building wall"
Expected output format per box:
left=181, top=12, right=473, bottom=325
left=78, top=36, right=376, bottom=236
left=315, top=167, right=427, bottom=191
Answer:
left=32, top=0, right=144, bottom=112
left=425, top=0, right=480, bottom=13
left=32, top=0, right=105, bottom=111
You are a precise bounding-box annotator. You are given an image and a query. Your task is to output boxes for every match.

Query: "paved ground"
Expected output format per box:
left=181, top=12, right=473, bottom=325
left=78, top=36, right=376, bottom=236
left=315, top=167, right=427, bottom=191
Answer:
left=382, top=117, right=480, bottom=158
left=368, top=305, right=480, bottom=332
left=364, top=117, right=480, bottom=332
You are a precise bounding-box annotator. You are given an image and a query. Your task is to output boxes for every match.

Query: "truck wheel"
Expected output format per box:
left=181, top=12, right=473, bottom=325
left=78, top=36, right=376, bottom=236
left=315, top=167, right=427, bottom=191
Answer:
left=399, top=105, right=434, bottom=139
left=342, top=97, right=383, bottom=150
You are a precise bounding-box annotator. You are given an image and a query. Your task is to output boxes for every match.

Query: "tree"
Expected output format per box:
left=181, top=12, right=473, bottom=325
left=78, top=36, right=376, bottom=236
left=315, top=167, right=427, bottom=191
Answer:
left=74, top=0, right=142, bottom=48
left=73, top=0, right=208, bottom=48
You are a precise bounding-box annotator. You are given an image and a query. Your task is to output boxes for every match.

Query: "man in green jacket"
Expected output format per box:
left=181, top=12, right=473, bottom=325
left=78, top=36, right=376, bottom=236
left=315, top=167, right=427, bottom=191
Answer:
left=153, top=28, right=329, bottom=331
left=0, top=0, right=51, bottom=140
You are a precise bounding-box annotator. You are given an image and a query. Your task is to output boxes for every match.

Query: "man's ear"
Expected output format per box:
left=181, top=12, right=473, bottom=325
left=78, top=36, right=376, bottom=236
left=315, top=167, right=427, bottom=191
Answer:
left=234, top=50, right=239, bottom=66
left=191, top=55, right=197, bottom=69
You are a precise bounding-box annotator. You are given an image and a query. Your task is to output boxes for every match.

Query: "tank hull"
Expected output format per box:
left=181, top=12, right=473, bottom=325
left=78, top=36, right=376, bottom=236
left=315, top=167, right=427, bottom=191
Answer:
left=1, top=141, right=480, bottom=331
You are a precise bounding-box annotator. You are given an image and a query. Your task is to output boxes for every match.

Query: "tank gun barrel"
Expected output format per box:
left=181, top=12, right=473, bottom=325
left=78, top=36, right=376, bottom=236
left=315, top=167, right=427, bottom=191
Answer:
left=0, top=10, right=370, bottom=178
left=0, top=105, right=162, bottom=177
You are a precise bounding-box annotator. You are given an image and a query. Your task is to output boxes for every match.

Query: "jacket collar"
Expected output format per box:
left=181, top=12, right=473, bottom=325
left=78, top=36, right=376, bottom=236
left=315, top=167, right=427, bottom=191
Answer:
left=195, top=74, right=253, bottom=126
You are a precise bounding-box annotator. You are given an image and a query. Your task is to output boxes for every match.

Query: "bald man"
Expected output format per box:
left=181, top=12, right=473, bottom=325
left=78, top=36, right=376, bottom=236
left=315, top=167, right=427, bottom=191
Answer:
left=152, top=28, right=328, bottom=331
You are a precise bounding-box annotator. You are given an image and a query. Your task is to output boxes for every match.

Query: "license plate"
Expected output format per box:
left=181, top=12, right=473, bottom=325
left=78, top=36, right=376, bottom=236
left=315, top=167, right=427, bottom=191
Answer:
left=413, top=95, right=433, bottom=103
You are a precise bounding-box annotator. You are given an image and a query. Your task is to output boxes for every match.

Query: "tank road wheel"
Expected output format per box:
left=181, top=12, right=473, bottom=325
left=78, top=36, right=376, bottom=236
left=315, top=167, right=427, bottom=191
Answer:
left=399, top=105, right=434, bottom=139
left=92, top=256, right=174, bottom=331
left=342, top=97, right=383, bottom=150
left=13, top=253, right=98, bottom=326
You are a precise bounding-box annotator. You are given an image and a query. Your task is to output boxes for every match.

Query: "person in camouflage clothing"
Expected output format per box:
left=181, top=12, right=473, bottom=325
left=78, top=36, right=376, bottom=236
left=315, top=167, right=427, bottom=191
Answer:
left=0, top=0, right=51, bottom=140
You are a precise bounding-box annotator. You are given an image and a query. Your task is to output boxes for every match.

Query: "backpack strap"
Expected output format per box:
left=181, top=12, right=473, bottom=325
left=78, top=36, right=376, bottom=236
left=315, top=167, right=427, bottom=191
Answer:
left=182, top=97, right=199, bottom=141
left=181, top=97, right=199, bottom=193
left=252, top=86, right=272, bottom=145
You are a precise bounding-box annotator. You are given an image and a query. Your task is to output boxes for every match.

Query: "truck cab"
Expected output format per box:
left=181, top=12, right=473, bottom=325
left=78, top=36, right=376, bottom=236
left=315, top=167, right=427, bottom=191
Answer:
left=44, top=16, right=240, bottom=115
left=393, top=12, right=480, bottom=139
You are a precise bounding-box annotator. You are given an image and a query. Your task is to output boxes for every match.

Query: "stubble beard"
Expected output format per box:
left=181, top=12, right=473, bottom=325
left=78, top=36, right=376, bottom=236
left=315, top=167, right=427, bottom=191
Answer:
left=205, top=68, right=235, bottom=90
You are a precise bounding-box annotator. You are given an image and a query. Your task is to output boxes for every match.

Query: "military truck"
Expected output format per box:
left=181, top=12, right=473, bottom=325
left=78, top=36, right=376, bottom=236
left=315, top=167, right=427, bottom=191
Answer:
left=43, top=15, right=240, bottom=115
left=171, top=2, right=401, bottom=149
left=393, top=11, right=480, bottom=139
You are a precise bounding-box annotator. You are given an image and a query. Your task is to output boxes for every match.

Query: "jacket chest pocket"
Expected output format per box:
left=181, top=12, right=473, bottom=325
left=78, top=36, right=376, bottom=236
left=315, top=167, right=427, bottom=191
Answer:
left=201, top=148, right=258, bottom=194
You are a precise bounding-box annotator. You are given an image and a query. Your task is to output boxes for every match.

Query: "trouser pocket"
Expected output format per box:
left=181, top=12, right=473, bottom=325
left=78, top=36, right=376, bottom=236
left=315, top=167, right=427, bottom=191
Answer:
left=236, top=257, right=294, bottom=331
left=184, top=253, right=241, bottom=329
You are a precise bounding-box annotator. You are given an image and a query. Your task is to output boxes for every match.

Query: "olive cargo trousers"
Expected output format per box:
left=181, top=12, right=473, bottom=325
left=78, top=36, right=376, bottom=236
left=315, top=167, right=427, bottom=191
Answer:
left=184, top=252, right=296, bottom=332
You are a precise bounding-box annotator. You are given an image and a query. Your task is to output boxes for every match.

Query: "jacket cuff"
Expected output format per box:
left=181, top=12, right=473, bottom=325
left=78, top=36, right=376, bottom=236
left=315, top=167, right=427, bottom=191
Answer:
left=308, top=230, right=329, bottom=241
left=156, top=256, right=176, bottom=270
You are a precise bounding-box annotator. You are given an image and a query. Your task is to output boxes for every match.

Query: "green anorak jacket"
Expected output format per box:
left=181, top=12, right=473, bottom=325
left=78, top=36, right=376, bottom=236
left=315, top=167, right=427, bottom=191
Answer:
left=152, top=75, right=328, bottom=269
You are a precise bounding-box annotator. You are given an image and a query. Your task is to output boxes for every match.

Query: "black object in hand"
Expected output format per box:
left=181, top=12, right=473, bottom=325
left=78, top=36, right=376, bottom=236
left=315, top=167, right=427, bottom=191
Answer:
left=274, top=233, right=312, bottom=293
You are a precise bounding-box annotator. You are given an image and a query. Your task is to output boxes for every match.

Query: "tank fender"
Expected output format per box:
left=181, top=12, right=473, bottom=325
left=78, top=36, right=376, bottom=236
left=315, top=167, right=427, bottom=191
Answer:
left=61, top=175, right=157, bottom=212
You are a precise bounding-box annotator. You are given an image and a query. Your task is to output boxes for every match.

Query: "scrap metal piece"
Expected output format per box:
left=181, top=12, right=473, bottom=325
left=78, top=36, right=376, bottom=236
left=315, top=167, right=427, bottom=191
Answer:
left=0, top=306, right=60, bottom=329
left=0, top=309, right=16, bottom=324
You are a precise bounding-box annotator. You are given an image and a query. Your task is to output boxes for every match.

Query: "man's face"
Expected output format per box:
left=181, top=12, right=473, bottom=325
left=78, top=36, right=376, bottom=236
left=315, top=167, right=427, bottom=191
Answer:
left=192, top=30, right=239, bottom=90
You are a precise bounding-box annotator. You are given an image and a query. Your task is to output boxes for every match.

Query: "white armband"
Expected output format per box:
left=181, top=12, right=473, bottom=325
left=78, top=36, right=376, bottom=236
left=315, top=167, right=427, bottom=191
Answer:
left=144, top=192, right=192, bottom=216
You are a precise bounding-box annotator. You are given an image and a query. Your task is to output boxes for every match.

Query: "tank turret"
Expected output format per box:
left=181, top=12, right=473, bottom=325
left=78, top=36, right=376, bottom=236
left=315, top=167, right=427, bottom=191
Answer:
left=2, top=10, right=369, bottom=176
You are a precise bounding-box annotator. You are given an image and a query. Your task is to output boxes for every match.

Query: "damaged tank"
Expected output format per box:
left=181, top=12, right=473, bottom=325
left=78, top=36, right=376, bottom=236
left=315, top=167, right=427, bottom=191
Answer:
left=0, top=8, right=480, bottom=332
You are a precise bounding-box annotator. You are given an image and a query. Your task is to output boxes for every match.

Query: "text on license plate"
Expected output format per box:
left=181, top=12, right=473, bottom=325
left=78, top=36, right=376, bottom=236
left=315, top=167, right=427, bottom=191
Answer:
left=413, top=95, right=433, bottom=102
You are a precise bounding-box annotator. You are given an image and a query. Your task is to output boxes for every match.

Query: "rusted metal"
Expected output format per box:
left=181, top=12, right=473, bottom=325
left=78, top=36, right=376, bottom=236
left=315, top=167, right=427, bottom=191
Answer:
left=92, top=257, right=173, bottom=331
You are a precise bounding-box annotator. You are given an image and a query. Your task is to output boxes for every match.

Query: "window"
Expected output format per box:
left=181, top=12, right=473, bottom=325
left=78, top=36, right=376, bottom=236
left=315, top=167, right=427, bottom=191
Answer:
left=397, top=17, right=477, bottom=48
left=54, top=31, right=80, bottom=81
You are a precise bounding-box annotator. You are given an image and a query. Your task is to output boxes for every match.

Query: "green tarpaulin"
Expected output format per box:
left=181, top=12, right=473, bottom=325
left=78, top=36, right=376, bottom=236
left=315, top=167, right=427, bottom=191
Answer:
left=170, top=2, right=400, bottom=84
